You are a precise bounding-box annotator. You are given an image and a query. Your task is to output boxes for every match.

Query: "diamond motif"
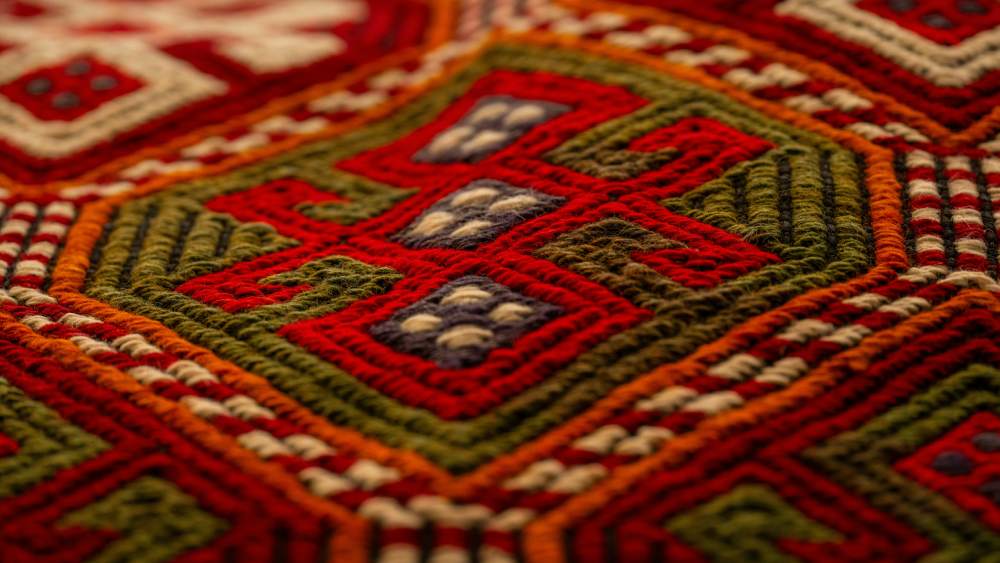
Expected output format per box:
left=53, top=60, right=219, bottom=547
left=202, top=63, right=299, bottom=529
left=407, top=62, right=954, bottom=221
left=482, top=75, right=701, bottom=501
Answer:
left=394, top=179, right=564, bottom=249
left=4, top=1, right=1000, bottom=560
left=0, top=56, right=143, bottom=121
left=371, top=275, right=562, bottom=369
left=895, top=411, right=1000, bottom=530
left=0, top=39, right=225, bottom=157
left=81, top=46, right=871, bottom=460
left=415, top=95, right=569, bottom=163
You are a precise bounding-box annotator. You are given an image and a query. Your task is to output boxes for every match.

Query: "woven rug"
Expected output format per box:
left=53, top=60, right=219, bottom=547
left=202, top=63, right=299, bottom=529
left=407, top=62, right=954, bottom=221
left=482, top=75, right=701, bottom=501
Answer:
left=1, top=1, right=999, bottom=561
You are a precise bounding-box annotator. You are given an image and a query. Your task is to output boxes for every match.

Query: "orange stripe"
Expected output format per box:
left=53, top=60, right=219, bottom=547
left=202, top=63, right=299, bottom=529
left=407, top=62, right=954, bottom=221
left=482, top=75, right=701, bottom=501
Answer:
left=525, top=289, right=999, bottom=562
left=558, top=0, right=952, bottom=143
left=439, top=25, right=910, bottom=493
left=55, top=42, right=485, bottom=211
left=46, top=35, right=489, bottom=489
left=2, top=0, right=457, bottom=195
left=50, top=195, right=454, bottom=485
left=948, top=105, right=1000, bottom=148
left=447, top=266, right=900, bottom=495
left=51, top=28, right=909, bottom=498
left=499, top=30, right=908, bottom=268
left=0, top=310, right=370, bottom=563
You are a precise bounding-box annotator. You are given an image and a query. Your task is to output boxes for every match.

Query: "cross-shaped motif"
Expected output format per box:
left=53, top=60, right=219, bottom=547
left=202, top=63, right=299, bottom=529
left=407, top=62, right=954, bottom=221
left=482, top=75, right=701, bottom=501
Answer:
left=179, top=70, right=780, bottom=419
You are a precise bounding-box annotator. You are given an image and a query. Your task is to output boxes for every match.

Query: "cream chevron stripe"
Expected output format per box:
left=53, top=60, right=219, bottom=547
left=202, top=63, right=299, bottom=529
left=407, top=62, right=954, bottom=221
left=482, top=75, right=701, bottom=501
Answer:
left=3, top=208, right=994, bottom=563
left=777, top=0, right=1000, bottom=87
left=53, top=0, right=942, bottom=200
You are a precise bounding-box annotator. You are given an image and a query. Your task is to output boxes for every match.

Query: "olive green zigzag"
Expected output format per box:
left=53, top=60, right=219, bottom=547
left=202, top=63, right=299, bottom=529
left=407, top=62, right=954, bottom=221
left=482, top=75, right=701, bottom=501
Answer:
left=85, top=43, right=874, bottom=472
left=666, top=484, right=841, bottom=563
left=87, top=197, right=402, bottom=330
left=536, top=218, right=687, bottom=314
left=546, top=101, right=682, bottom=180
left=0, top=377, right=109, bottom=498
left=546, top=102, right=714, bottom=181
left=532, top=212, right=840, bottom=393
left=805, top=364, right=1000, bottom=562
left=60, top=476, right=227, bottom=563
left=258, top=255, right=403, bottom=331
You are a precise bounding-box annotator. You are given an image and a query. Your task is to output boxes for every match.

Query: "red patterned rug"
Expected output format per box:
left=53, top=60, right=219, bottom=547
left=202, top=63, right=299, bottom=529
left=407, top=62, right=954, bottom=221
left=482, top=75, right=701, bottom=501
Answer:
left=1, top=1, right=999, bottom=561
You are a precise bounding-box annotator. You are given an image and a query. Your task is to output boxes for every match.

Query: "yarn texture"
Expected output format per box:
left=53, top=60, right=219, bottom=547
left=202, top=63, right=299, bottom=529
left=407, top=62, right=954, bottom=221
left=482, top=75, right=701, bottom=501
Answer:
left=0, top=0, right=999, bottom=561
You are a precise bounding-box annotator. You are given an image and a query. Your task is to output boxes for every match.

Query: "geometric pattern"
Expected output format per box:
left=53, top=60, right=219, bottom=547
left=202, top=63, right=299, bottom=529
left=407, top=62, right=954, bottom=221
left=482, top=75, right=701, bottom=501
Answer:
left=0, top=0, right=436, bottom=182
left=0, top=39, right=225, bottom=158
left=620, top=0, right=1000, bottom=129
left=414, top=96, right=569, bottom=162
left=0, top=0, right=369, bottom=73
left=666, top=484, right=843, bottom=562
left=0, top=0, right=998, bottom=561
left=60, top=476, right=228, bottom=563
left=562, top=287, right=1000, bottom=562
left=896, top=149, right=1000, bottom=275
left=854, top=0, right=1000, bottom=45
left=371, top=275, right=563, bottom=368
left=79, top=44, right=871, bottom=462
left=897, top=410, right=1000, bottom=531
left=394, top=179, right=565, bottom=249
left=778, top=0, right=1000, bottom=86
left=0, top=377, right=109, bottom=498
left=807, top=362, right=1000, bottom=559
left=0, top=330, right=322, bottom=562
left=0, top=56, right=144, bottom=122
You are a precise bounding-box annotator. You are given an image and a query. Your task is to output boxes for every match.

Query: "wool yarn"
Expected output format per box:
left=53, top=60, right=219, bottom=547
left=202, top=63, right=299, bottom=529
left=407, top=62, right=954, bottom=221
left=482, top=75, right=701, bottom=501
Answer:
left=0, top=1, right=998, bottom=561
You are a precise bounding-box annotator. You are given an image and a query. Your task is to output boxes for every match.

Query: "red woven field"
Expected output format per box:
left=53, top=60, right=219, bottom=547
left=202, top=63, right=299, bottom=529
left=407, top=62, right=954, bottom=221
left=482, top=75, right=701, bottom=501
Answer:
left=0, top=1, right=998, bottom=561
